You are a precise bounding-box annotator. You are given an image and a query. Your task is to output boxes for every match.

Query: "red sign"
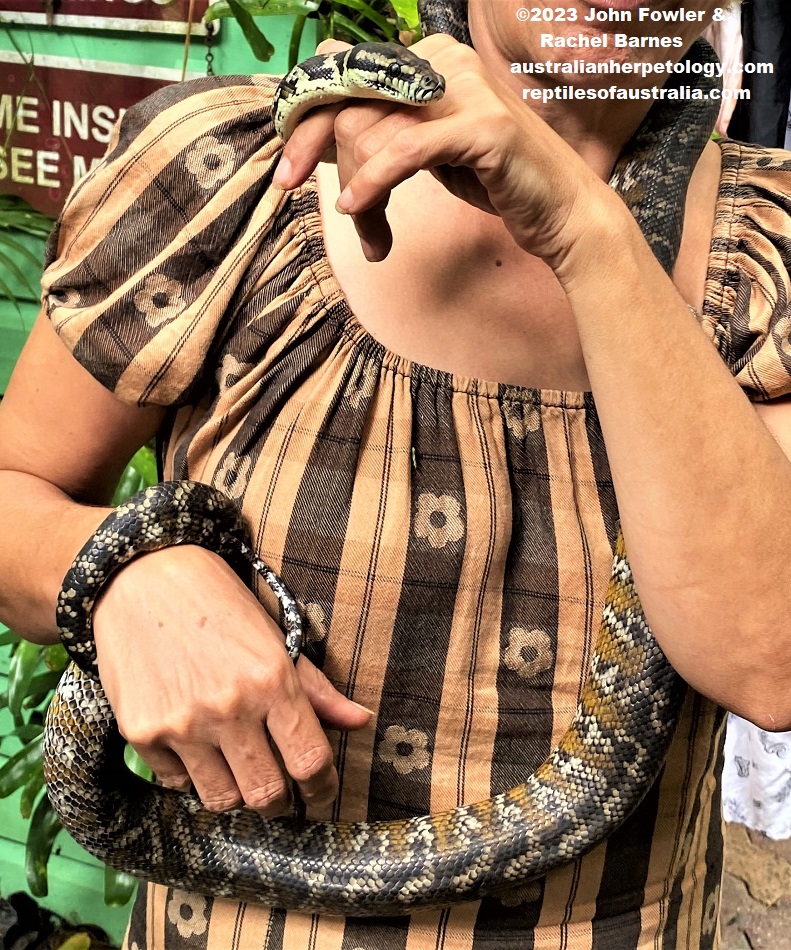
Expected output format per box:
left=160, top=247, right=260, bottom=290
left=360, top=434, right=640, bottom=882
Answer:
left=0, top=0, right=212, bottom=34
left=0, top=52, right=199, bottom=216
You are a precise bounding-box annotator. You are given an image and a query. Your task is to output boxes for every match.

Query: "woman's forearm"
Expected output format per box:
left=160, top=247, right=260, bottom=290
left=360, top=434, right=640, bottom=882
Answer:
left=0, top=471, right=111, bottom=643
left=555, top=197, right=791, bottom=729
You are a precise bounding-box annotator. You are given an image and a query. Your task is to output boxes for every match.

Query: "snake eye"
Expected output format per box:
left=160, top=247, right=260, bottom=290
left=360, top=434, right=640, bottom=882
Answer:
left=387, top=62, right=402, bottom=79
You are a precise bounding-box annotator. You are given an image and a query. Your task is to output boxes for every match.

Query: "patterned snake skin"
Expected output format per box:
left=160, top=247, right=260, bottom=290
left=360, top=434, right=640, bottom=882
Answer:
left=43, top=1, right=721, bottom=916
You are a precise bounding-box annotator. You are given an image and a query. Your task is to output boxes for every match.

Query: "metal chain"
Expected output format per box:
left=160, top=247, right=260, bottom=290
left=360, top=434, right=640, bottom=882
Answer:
left=205, top=21, right=215, bottom=77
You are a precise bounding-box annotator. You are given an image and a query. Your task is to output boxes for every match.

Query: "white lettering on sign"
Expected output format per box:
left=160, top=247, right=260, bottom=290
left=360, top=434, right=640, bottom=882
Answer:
left=11, top=147, right=34, bottom=184
left=0, top=146, right=61, bottom=187
left=37, top=150, right=60, bottom=188
left=73, top=154, right=103, bottom=182
left=0, top=95, right=40, bottom=134
left=52, top=101, right=125, bottom=143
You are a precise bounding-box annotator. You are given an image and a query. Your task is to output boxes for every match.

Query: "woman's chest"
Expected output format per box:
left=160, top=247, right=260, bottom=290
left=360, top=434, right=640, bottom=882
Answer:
left=314, top=163, right=593, bottom=392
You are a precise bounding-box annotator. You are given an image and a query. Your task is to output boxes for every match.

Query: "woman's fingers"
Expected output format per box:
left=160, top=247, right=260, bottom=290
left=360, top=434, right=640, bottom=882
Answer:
left=219, top=726, right=293, bottom=815
left=172, top=746, right=244, bottom=813
left=296, top=657, right=373, bottom=731
left=334, top=106, right=425, bottom=260
left=130, top=743, right=191, bottom=791
left=274, top=104, right=345, bottom=187
left=95, top=546, right=373, bottom=818
left=266, top=698, right=338, bottom=809
left=335, top=115, right=466, bottom=216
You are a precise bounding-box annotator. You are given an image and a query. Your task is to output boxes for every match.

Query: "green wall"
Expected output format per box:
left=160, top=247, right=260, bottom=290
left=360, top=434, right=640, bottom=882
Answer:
left=0, top=11, right=313, bottom=937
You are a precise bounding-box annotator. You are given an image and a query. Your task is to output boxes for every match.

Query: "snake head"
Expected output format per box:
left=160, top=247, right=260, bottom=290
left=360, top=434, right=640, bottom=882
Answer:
left=345, top=43, right=445, bottom=105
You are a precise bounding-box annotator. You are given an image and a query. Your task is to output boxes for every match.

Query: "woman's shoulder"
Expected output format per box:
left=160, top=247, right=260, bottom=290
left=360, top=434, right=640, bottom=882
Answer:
left=704, top=138, right=791, bottom=402
left=714, top=137, right=791, bottom=224
left=717, top=136, right=791, bottom=173
left=41, top=73, right=303, bottom=408
left=58, top=73, right=284, bottom=219
left=109, top=73, right=282, bottom=155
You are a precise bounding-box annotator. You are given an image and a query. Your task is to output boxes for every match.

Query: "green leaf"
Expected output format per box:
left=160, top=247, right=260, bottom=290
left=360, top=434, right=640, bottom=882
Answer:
left=0, top=735, right=43, bottom=798
left=331, top=10, right=381, bottom=42
left=388, top=0, right=418, bottom=27
left=104, top=865, right=137, bottom=906
left=0, top=195, right=55, bottom=237
left=224, top=0, right=276, bottom=61
left=19, top=764, right=45, bottom=819
left=8, top=640, right=42, bottom=720
left=110, top=466, right=144, bottom=507
left=0, top=229, right=45, bottom=267
left=0, top=246, right=39, bottom=299
left=23, top=669, right=63, bottom=709
left=205, top=0, right=320, bottom=22
left=129, top=445, right=158, bottom=488
left=0, top=270, right=21, bottom=313
left=0, top=628, right=20, bottom=646
left=336, top=0, right=396, bottom=39
left=57, top=935, right=92, bottom=950
left=25, top=793, right=62, bottom=896
left=289, top=14, right=309, bottom=70
left=124, top=744, right=154, bottom=782
left=11, top=722, right=44, bottom=744
left=42, top=643, right=70, bottom=672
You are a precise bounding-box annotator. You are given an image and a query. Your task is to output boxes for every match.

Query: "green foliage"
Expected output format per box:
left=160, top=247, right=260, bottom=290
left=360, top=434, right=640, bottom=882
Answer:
left=0, top=196, right=55, bottom=312
left=205, top=0, right=419, bottom=68
left=0, top=445, right=157, bottom=906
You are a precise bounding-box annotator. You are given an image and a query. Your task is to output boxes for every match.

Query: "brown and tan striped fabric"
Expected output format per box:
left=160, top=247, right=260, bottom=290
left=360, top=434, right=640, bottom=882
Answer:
left=41, top=75, right=791, bottom=950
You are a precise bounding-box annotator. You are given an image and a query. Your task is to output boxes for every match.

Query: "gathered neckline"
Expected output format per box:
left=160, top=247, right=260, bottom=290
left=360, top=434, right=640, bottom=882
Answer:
left=285, top=138, right=735, bottom=408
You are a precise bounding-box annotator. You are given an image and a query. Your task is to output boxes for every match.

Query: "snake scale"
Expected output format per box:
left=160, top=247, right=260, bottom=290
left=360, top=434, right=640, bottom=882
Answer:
left=42, top=1, right=721, bottom=916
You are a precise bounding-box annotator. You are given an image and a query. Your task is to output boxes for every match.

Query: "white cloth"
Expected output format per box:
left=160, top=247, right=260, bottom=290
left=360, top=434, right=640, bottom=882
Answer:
left=722, top=713, right=791, bottom=838
left=702, top=8, right=743, bottom=136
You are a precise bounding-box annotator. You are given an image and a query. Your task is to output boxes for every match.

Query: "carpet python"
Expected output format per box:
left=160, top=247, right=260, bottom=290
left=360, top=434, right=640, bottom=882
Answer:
left=43, top=1, right=721, bottom=916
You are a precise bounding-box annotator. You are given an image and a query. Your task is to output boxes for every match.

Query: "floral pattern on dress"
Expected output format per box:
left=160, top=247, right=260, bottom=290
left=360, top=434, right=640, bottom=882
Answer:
left=50, top=286, right=81, bottom=308
left=297, top=599, right=328, bottom=643
left=503, top=626, right=554, bottom=680
left=216, top=353, right=253, bottom=392
left=702, top=883, right=720, bottom=936
left=133, top=273, right=186, bottom=326
left=377, top=725, right=431, bottom=775
left=213, top=449, right=254, bottom=501
left=166, top=890, right=208, bottom=940
left=773, top=315, right=791, bottom=360
left=496, top=880, right=542, bottom=908
left=348, top=361, right=378, bottom=409
left=413, top=492, right=465, bottom=549
left=502, top=391, right=541, bottom=439
left=184, top=135, right=236, bottom=190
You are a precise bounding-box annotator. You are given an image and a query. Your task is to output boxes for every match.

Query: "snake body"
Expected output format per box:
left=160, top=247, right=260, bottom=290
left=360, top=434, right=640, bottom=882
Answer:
left=43, top=2, right=721, bottom=917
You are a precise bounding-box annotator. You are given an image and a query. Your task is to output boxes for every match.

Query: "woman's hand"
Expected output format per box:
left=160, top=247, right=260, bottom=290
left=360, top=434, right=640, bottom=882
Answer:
left=93, top=544, right=371, bottom=815
left=273, top=34, right=617, bottom=268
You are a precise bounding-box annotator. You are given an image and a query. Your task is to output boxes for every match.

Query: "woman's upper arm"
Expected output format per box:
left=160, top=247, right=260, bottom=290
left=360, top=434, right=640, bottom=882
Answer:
left=0, top=312, right=164, bottom=505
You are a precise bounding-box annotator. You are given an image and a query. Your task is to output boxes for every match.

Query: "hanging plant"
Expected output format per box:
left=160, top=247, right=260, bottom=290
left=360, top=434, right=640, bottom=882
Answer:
left=0, top=446, right=158, bottom=908
left=205, top=0, right=420, bottom=70
left=0, top=196, right=54, bottom=313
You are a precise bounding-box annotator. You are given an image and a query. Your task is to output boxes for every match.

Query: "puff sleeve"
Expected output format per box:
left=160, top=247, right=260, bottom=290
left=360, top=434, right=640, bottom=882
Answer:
left=41, top=74, right=289, bottom=407
left=703, top=140, right=791, bottom=401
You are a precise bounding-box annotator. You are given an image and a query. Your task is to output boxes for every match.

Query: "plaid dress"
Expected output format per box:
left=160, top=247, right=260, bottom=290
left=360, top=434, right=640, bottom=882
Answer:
left=42, top=75, right=791, bottom=949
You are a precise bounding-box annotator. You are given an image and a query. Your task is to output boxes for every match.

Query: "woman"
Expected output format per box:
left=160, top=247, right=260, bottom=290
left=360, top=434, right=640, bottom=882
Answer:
left=1, top=0, right=790, bottom=946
